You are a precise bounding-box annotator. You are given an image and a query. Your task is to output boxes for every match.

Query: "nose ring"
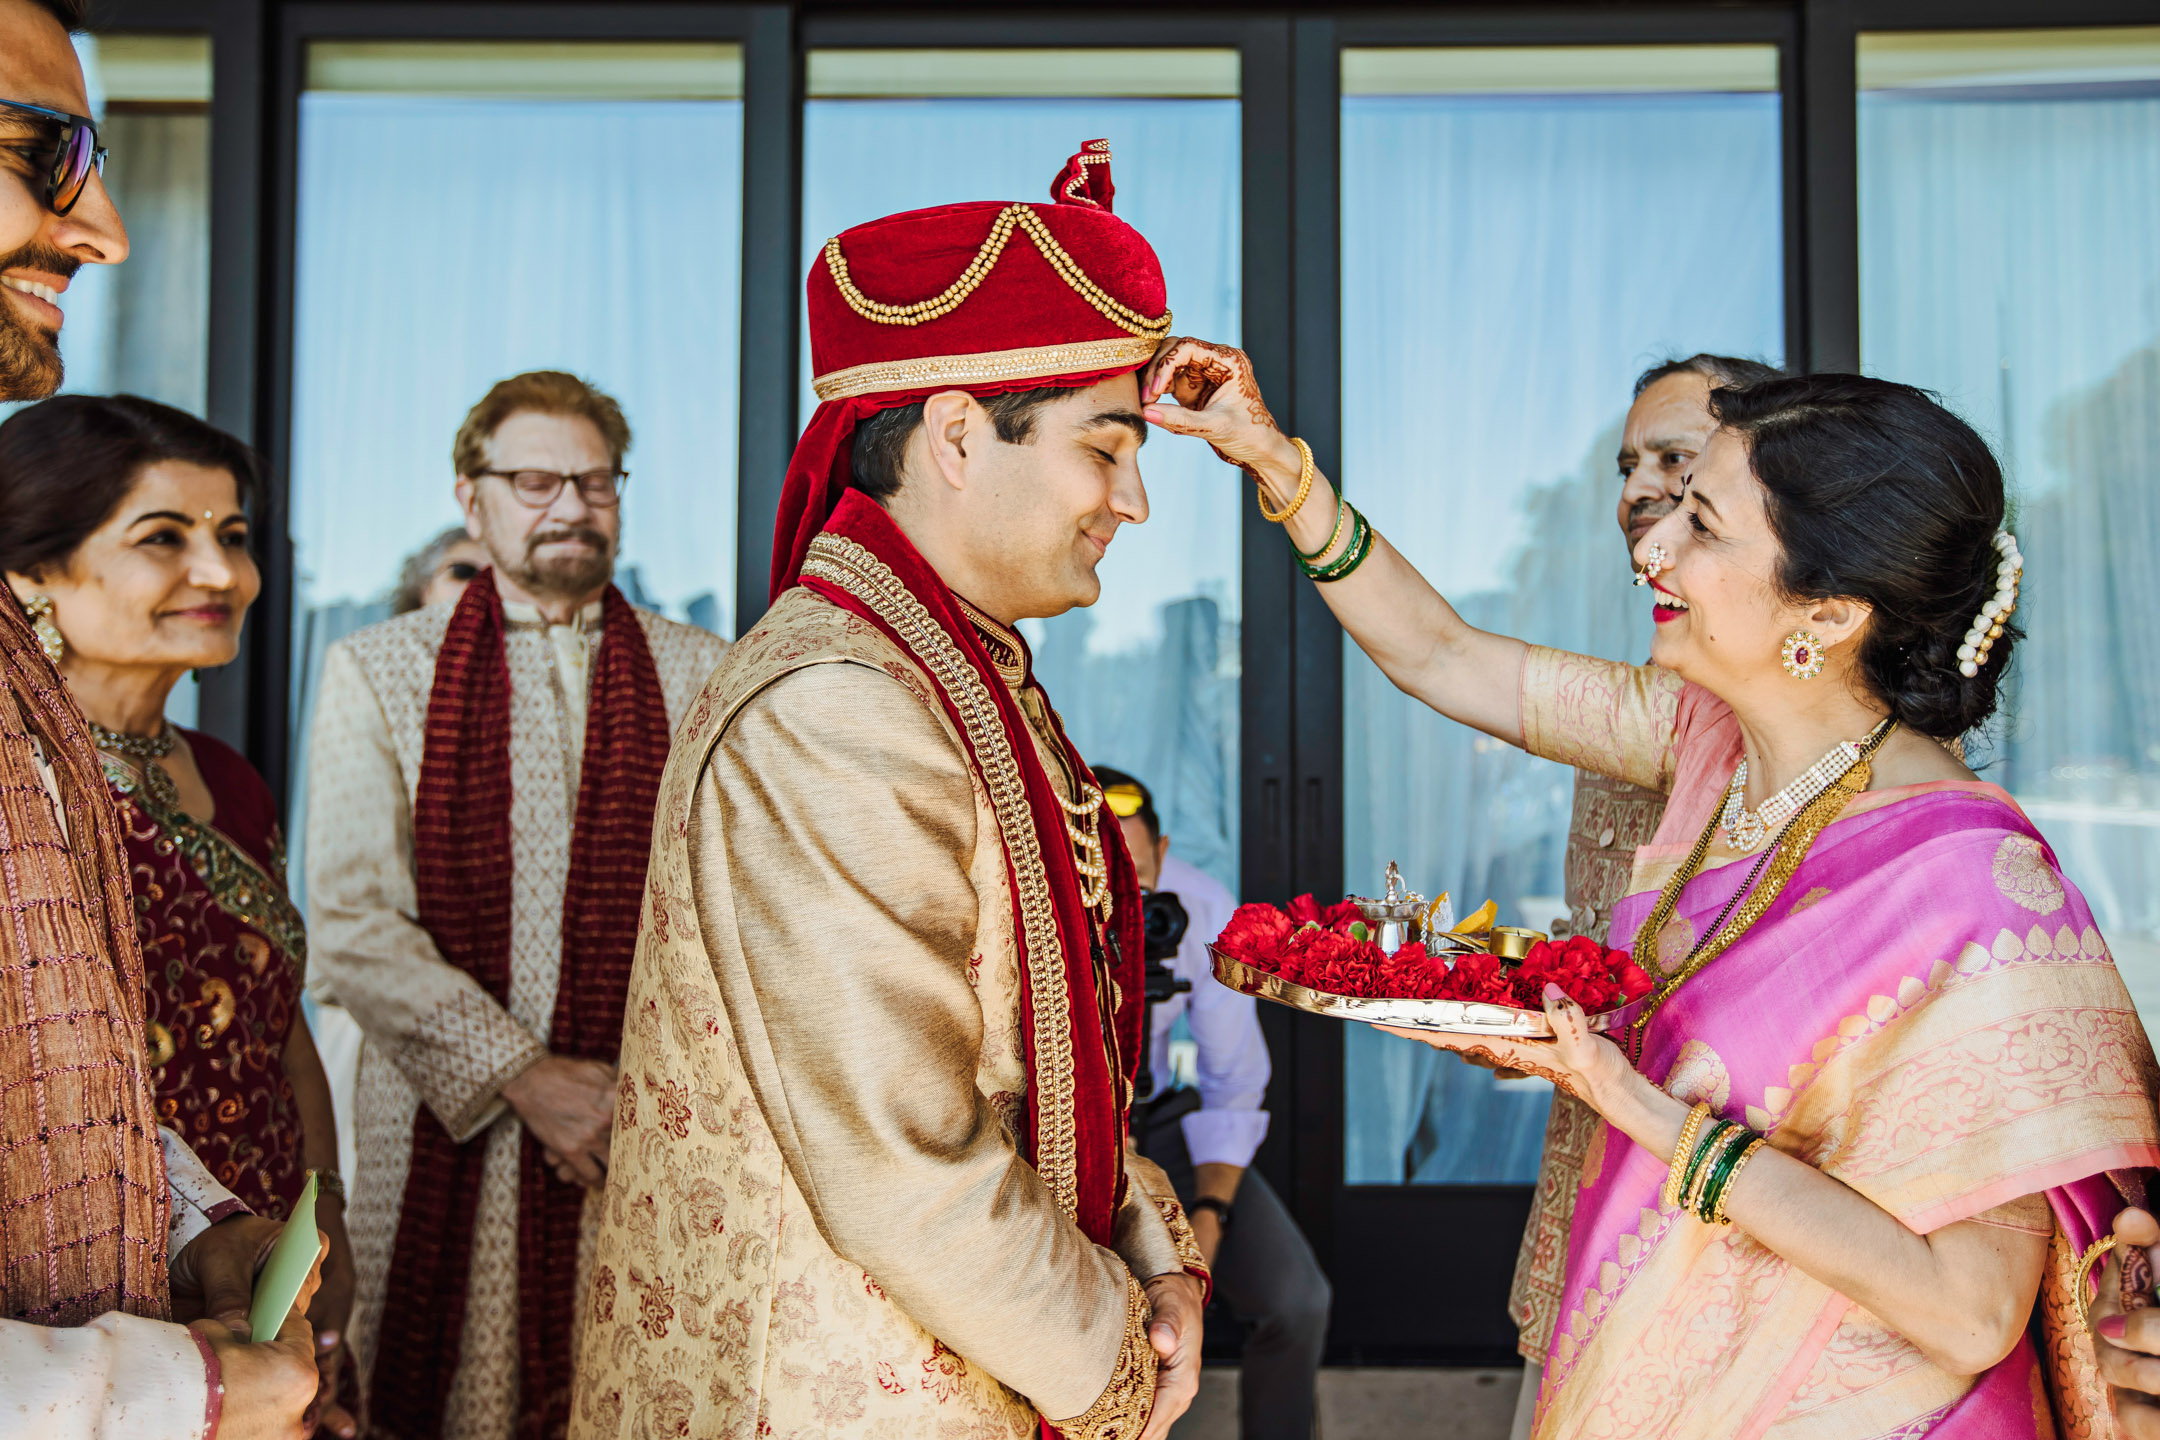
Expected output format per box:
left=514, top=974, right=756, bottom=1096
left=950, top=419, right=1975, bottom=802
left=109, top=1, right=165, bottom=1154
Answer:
left=1633, top=543, right=1670, bottom=586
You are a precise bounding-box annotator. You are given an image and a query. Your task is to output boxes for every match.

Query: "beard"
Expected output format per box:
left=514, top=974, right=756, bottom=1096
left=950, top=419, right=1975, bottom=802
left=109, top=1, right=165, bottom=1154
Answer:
left=0, top=241, right=79, bottom=402
left=494, top=523, right=616, bottom=600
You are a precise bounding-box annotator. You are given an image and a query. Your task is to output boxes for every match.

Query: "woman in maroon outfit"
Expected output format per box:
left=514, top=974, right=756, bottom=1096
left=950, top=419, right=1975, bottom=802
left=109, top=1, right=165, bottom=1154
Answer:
left=0, top=394, right=356, bottom=1438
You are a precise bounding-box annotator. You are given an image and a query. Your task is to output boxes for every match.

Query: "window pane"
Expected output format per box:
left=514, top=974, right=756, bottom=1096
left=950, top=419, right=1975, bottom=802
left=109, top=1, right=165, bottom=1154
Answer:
left=285, top=41, right=744, bottom=904
left=802, top=60, right=1242, bottom=892
left=1860, top=29, right=2160, bottom=1020
left=1339, top=47, right=1784, bottom=1184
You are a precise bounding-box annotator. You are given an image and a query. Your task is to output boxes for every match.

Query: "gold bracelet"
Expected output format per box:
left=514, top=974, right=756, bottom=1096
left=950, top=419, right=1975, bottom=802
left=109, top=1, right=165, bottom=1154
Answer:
left=1710, top=1138, right=1767, bottom=1225
left=2074, top=1235, right=2119, bottom=1338
left=1662, top=1103, right=1712, bottom=1210
left=1257, top=437, right=1315, bottom=524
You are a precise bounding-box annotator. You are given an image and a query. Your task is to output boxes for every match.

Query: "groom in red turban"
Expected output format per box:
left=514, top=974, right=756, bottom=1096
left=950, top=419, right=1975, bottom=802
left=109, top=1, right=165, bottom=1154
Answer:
left=572, top=142, right=1209, bottom=1440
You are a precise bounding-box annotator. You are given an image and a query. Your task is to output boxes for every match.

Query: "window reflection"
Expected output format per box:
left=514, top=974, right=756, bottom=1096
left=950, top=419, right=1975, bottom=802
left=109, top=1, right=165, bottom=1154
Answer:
left=284, top=41, right=744, bottom=901
left=1338, top=46, right=1784, bottom=1184
left=1860, top=28, right=2160, bottom=1021
left=801, top=51, right=1243, bottom=891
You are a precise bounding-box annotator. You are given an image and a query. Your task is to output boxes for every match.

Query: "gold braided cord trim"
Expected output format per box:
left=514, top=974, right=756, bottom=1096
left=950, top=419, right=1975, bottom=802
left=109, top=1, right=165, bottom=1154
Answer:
left=823, top=203, right=1173, bottom=339
left=800, top=536, right=1080, bottom=1219
left=812, top=335, right=1162, bottom=402
left=1047, top=1275, right=1158, bottom=1440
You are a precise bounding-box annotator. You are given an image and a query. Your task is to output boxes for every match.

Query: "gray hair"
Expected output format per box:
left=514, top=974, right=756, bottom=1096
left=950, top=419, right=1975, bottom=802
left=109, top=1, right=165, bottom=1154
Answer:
left=390, top=525, right=476, bottom=615
left=1634, top=352, right=1784, bottom=399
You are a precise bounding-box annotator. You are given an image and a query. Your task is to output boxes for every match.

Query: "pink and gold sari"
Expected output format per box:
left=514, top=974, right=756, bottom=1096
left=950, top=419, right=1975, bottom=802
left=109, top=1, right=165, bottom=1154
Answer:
left=1519, top=647, right=2160, bottom=1440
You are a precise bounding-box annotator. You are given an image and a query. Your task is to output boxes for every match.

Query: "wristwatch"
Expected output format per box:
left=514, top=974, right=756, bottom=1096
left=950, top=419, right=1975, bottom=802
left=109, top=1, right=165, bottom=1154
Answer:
left=1188, top=1196, right=1234, bottom=1227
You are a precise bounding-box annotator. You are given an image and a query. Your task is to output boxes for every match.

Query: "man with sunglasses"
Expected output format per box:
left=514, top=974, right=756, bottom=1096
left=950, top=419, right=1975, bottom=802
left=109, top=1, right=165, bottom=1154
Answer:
left=305, top=369, right=727, bottom=1440
left=0, top=3, right=334, bottom=1439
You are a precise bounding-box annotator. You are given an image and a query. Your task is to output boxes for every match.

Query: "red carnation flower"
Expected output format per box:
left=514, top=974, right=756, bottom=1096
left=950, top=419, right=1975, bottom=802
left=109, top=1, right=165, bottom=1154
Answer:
left=1216, top=903, right=1295, bottom=970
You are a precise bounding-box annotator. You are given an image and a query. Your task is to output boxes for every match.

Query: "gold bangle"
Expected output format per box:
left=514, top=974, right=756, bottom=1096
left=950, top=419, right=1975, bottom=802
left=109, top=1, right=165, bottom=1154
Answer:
left=2075, top=1235, right=2119, bottom=1338
left=1710, top=1138, right=1767, bottom=1225
left=1295, top=492, right=1351, bottom=564
left=1663, top=1103, right=1712, bottom=1211
left=1257, top=437, right=1315, bottom=524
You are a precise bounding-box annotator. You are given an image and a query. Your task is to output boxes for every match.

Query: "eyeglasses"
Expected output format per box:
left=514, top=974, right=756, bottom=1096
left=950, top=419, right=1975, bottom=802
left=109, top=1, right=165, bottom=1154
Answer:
left=0, top=99, right=106, bottom=216
left=477, top=468, right=629, bottom=509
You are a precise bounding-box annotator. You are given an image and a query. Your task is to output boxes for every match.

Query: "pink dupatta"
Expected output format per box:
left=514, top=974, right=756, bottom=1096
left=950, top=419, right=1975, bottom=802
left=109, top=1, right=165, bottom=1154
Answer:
left=1523, top=655, right=2160, bottom=1440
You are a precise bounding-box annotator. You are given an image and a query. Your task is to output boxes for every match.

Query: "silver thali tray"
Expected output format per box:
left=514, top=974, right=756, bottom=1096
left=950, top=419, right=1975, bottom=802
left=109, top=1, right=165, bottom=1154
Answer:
left=1208, top=945, right=1638, bottom=1038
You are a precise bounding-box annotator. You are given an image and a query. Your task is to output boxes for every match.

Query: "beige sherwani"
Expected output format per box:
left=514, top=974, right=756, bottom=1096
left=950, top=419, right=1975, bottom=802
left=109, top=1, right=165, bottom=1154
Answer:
left=306, top=596, right=728, bottom=1439
left=573, top=579, right=1198, bottom=1440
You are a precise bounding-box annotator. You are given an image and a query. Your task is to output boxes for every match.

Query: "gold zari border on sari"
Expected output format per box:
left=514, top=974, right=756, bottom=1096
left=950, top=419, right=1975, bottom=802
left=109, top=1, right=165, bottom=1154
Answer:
left=801, top=534, right=1081, bottom=1220
left=812, top=335, right=1161, bottom=401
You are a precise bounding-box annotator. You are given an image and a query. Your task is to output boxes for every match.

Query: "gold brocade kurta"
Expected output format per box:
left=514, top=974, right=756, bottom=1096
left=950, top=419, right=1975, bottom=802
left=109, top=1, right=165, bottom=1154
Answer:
left=1508, top=765, right=1672, bottom=1362
left=571, top=585, right=1194, bottom=1440
left=305, top=597, right=728, bottom=1440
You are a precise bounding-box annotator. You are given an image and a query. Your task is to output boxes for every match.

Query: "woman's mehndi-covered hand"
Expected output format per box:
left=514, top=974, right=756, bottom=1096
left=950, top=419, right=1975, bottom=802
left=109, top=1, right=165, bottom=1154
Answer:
left=1378, top=984, right=1647, bottom=1118
left=1140, top=337, right=1302, bottom=488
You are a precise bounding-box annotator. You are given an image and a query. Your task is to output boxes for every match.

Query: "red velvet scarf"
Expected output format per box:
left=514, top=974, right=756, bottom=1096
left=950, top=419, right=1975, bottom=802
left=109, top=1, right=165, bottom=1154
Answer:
left=377, top=571, right=670, bottom=1440
left=799, top=492, right=1144, bottom=1248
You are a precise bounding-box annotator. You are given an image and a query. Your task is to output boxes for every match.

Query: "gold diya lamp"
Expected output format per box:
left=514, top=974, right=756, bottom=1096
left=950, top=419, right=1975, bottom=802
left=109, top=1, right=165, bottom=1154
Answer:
left=1489, top=925, right=1548, bottom=962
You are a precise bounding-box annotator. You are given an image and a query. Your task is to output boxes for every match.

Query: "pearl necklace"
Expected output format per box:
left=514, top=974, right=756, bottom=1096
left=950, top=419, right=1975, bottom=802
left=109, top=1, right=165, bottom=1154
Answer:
left=1719, top=719, right=1895, bottom=852
left=1052, top=780, right=1114, bottom=921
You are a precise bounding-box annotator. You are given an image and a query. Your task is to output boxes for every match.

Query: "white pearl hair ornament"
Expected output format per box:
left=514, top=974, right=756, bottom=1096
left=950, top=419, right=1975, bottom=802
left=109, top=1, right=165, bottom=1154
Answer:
left=1958, top=530, right=2021, bottom=678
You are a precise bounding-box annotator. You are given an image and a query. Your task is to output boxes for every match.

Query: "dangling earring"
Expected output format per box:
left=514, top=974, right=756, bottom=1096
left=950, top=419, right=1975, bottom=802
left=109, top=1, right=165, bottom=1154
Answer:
left=1781, top=629, right=1826, bottom=680
left=23, top=595, right=62, bottom=664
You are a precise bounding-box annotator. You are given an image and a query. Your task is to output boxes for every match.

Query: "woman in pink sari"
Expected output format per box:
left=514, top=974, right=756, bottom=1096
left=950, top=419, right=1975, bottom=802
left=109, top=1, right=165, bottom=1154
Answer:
left=1139, top=347, right=2160, bottom=1437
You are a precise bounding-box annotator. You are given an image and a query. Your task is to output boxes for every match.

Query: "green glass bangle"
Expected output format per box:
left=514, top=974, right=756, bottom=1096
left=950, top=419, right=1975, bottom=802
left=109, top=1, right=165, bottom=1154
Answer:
left=1676, top=1119, right=1734, bottom=1213
left=1695, top=1126, right=1758, bottom=1222
left=1302, top=504, right=1368, bottom=579
left=1293, top=492, right=1350, bottom=563
left=1307, top=508, right=1375, bottom=583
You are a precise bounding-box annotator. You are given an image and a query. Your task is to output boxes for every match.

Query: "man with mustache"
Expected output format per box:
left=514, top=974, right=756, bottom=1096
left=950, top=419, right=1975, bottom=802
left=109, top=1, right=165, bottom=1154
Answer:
left=0, top=2, right=331, bottom=1437
left=306, top=370, right=728, bottom=1440
left=1504, top=352, right=1779, bottom=1439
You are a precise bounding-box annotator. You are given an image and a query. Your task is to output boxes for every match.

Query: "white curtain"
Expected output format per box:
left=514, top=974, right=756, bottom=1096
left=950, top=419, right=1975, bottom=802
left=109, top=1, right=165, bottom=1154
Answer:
left=1338, top=91, right=1785, bottom=1184
left=803, top=99, right=1244, bottom=890
left=1861, top=80, right=2160, bottom=1020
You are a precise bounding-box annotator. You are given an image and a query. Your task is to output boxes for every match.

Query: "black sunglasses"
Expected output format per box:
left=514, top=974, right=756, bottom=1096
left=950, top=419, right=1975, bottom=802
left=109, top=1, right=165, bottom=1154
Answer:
left=0, top=98, right=106, bottom=216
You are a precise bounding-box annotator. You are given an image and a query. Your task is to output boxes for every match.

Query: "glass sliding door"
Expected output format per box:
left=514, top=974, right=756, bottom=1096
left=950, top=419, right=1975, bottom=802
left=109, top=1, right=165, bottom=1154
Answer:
left=802, top=49, right=1244, bottom=890
left=1859, top=28, right=2160, bottom=1019
left=285, top=40, right=745, bottom=895
left=1338, top=45, right=1785, bottom=1186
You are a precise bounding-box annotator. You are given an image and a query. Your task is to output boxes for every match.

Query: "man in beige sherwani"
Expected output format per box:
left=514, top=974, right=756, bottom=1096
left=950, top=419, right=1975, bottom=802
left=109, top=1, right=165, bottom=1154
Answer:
left=308, top=371, right=728, bottom=1440
left=573, top=145, right=1208, bottom=1440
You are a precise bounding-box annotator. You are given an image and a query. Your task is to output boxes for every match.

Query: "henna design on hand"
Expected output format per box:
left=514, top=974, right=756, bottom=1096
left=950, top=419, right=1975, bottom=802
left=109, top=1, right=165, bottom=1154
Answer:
left=2124, top=1245, right=2154, bottom=1313
left=1454, top=1044, right=1581, bottom=1099
left=1157, top=339, right=1280, bottom=476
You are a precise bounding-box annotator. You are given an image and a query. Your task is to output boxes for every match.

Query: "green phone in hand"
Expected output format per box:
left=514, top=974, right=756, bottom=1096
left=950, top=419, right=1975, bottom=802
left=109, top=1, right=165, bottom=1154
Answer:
left=247, top=1171, right=319, bottom=1342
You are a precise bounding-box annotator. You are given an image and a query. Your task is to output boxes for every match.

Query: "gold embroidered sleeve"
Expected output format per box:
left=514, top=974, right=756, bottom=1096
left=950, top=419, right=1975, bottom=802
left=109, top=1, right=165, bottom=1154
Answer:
left=1047, top=1275, right=1158, bottom=1440
left=1519, top=645, right=1684, bottom=792
left=1113, top=1152, right=1208, bottom=1292
left=1156, top=1198, right=1207, bottom=1279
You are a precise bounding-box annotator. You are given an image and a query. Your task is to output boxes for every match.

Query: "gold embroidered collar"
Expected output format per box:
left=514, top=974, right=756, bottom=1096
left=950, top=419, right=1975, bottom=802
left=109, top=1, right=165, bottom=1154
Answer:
left=955, top=596, right=1029, bottom=691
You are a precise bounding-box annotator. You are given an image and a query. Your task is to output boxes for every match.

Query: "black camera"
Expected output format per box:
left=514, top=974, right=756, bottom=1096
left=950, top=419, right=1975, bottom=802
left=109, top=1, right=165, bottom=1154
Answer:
left=1135, top=890, right=1191, bottom=1102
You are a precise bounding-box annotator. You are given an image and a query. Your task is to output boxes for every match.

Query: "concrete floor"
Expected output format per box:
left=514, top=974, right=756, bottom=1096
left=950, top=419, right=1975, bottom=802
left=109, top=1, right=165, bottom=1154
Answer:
left=1169, top=1368, right=1521, bottom=1440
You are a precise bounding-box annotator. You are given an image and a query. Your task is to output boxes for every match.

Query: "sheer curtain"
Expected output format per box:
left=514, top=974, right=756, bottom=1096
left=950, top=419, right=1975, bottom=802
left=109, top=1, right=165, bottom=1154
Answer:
left=1860, top=36, right=2160, bottom=1020
left=1339, top=78, right=1784, bottom=1184
left=802, top=95, right=1243, bottom=890
left=284, top=85, right=743, bottom=902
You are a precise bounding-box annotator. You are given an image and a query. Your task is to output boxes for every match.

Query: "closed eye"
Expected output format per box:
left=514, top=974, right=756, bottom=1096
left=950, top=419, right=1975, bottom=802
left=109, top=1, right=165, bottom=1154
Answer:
left=1688, top=511, right=1712, bottom=537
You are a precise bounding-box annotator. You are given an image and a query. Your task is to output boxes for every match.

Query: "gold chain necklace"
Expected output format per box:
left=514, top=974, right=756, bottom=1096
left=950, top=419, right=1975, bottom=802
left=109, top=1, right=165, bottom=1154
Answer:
left=1624, top=719, right=1897, bottom=1059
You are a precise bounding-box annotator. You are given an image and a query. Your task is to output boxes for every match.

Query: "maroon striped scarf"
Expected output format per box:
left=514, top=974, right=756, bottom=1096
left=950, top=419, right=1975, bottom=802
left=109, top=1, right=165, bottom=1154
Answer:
left=376, top=571, right=669, bottom=1440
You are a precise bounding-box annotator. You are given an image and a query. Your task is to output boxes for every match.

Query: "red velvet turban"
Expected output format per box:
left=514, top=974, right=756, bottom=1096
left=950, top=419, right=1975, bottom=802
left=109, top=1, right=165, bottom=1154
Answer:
left=770, top=140, right=1171, bottom=599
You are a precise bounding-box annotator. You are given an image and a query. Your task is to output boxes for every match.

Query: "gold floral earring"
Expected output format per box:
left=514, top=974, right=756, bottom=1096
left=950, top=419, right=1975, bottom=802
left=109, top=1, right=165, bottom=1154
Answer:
left=23, top=595, right=62, bottom=664
left=1780, top=629, right=1826, bottom=680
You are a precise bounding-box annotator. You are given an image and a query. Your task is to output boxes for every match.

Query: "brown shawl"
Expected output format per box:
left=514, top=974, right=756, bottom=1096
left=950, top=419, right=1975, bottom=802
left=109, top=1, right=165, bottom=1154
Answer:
left=0, top=598, right=169, bottom=1325
left=375, top=572, right=670, bottom=1440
